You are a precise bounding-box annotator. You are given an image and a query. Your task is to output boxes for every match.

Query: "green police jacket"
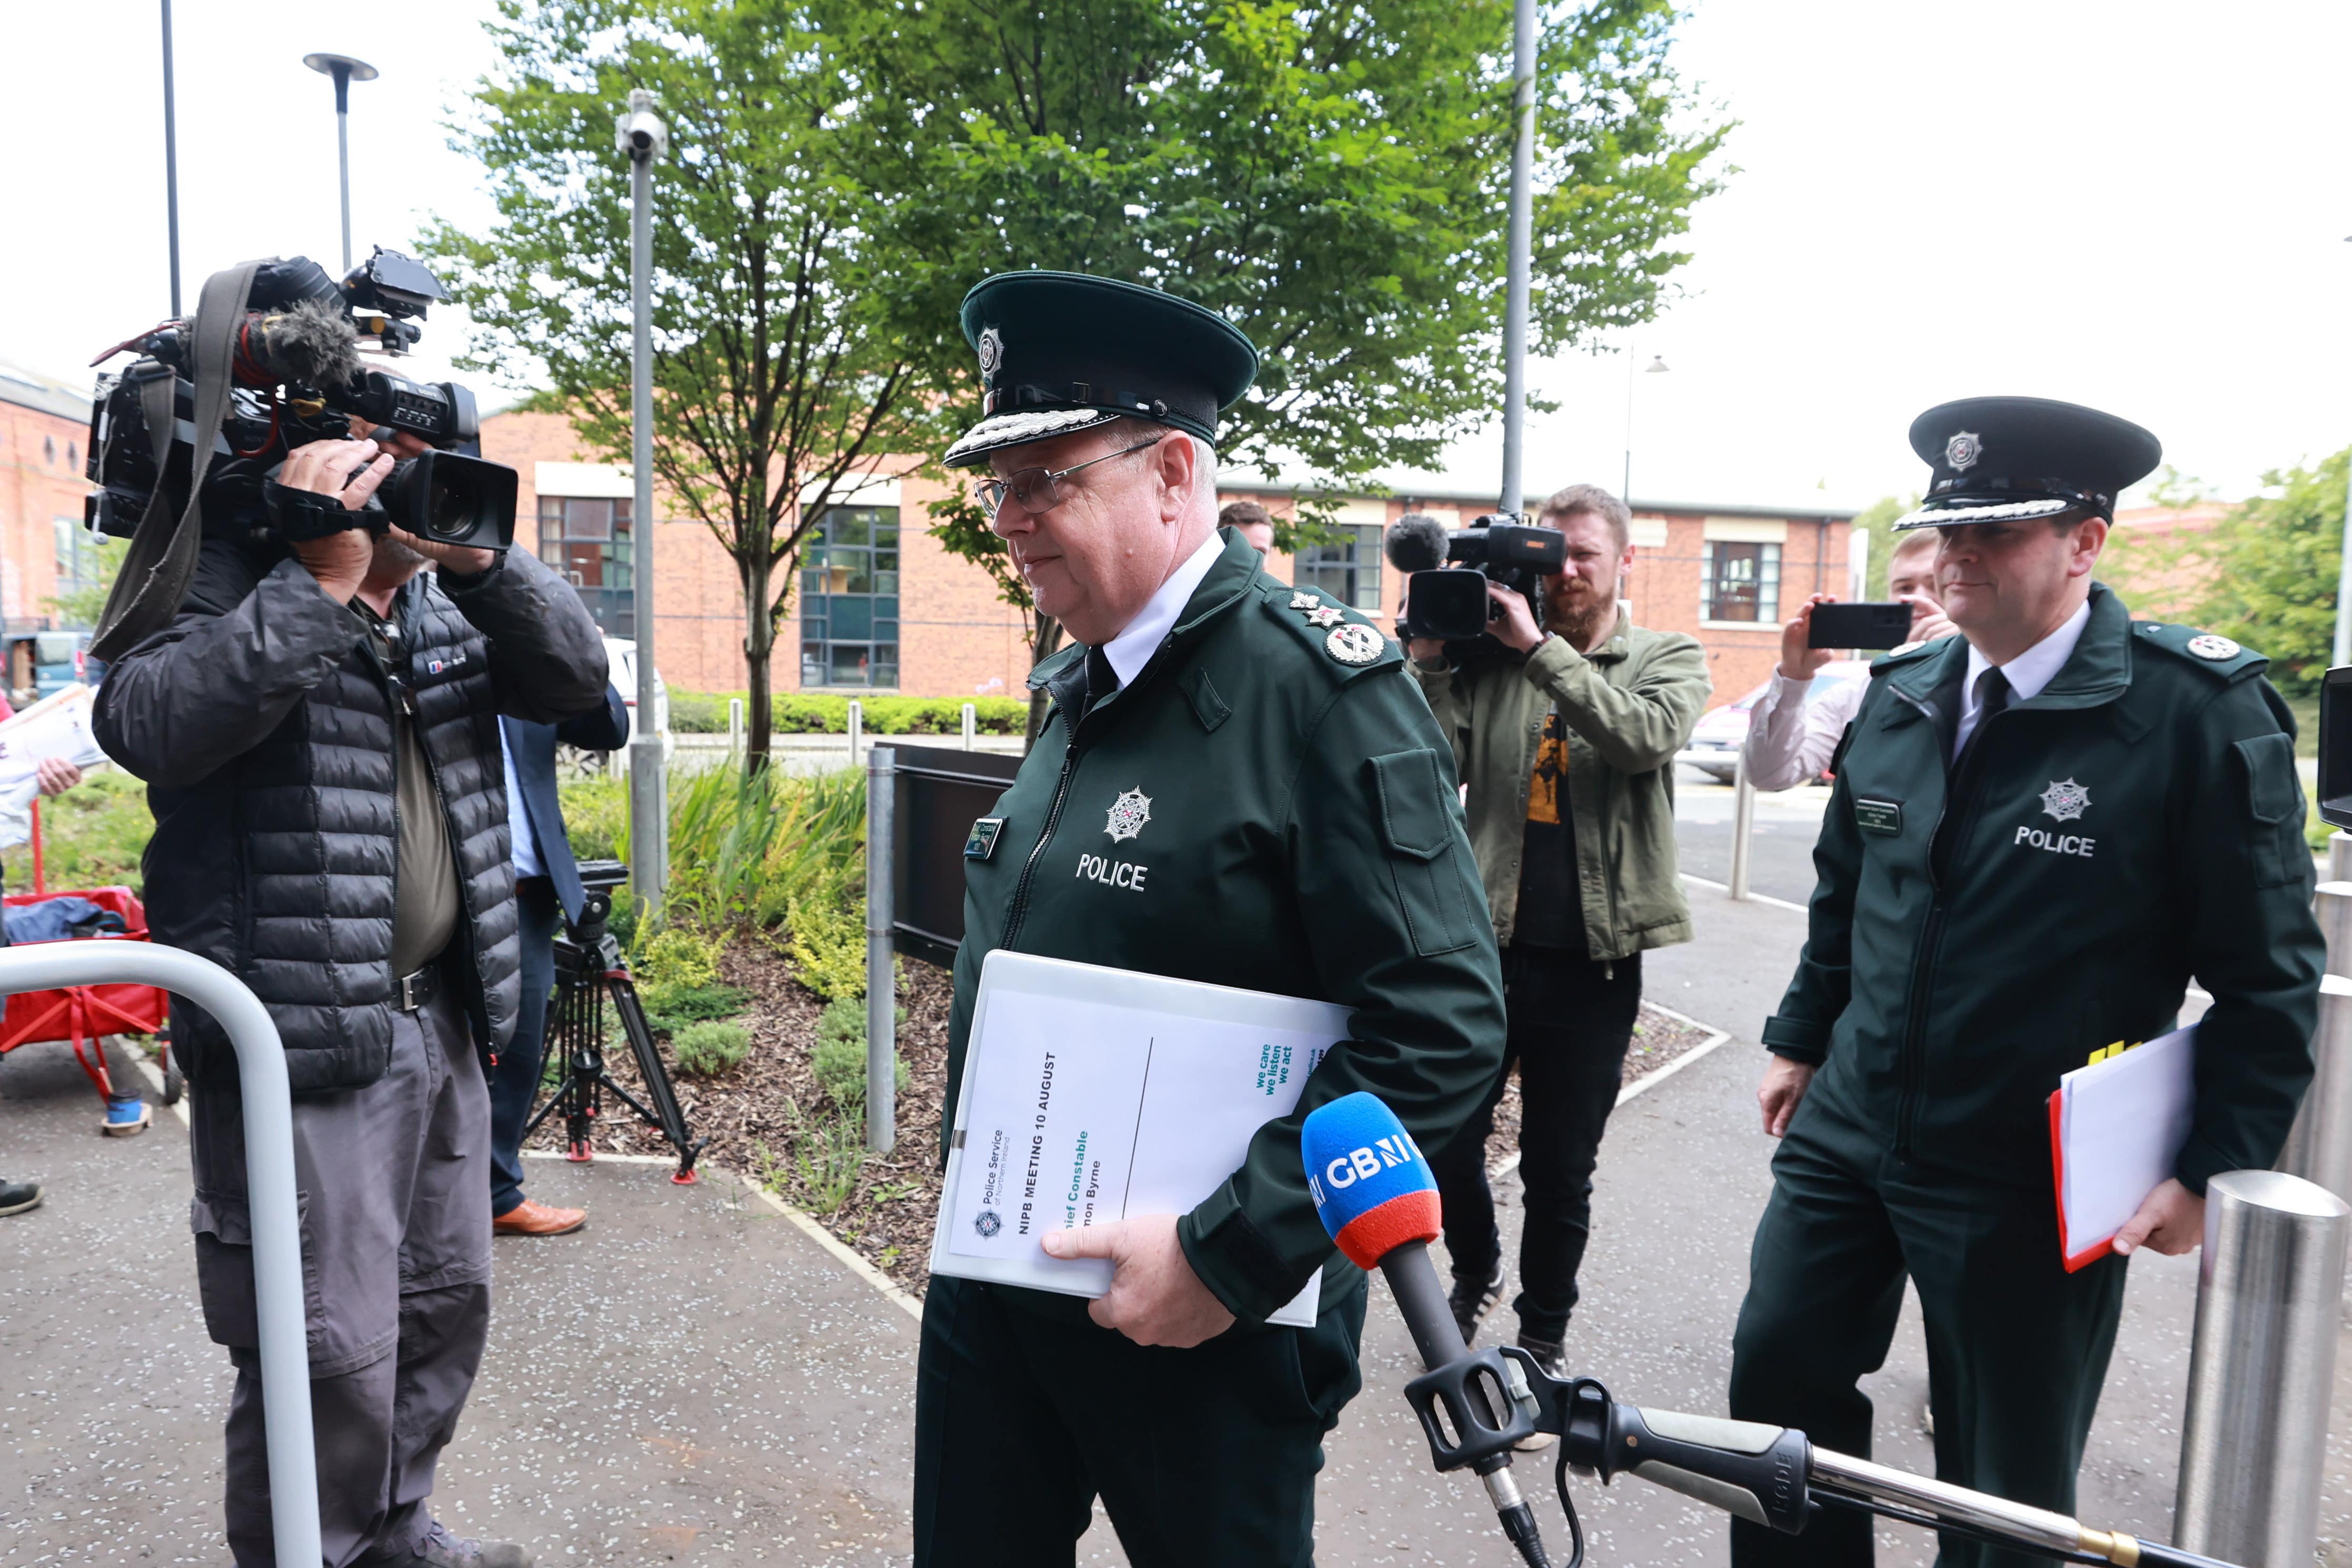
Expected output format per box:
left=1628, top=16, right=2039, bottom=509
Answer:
left=1765, top=583, right=2322, bottom=1193
left=946, top=530, right=1508, bottom=1325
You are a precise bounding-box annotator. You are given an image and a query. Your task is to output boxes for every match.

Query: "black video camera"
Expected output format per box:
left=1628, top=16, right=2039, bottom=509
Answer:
left=1383, top=511, right=1566, bottom=658
left=2319, top=666, right=2352, bottom=830
left=83, top=247, right=516, bottom=557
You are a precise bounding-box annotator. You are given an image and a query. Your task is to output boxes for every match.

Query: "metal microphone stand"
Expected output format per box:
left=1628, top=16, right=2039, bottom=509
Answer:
left=522, top=860, right=704, bottom=1183
left=1402, top=1344, right=2243, bottom=1568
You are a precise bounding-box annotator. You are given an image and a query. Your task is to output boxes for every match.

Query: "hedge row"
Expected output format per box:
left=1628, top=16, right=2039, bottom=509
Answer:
left=670, top=691, right=1030, bottom=735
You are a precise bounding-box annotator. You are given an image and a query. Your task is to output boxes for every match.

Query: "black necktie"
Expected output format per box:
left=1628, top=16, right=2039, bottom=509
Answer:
left=1082, top=644, right=1119, bottom=723
left=1958, top=667, right=2010, bottom=766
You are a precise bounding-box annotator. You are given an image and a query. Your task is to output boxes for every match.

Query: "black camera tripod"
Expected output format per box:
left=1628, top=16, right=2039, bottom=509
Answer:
left=523, top=860, right=704, bottom=1184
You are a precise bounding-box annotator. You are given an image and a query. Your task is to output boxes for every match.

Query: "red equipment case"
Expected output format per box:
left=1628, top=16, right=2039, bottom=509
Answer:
left=0, top=885, right=174, bottom=1104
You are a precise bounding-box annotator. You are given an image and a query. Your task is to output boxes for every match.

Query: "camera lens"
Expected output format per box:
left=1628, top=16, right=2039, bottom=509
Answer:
left=425, top=475, right=471, bottom=538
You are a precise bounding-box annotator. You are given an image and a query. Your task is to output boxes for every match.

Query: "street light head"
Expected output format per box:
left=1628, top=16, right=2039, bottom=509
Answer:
left=1646, top=356, right=1669, bottom=374
left=303, top=52, right=378, bottom=84
left=617, top=89, right=669, bottom=162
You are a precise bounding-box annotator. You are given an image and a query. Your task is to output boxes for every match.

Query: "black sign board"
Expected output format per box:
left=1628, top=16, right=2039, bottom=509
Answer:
left=885, top=743, right=1024, bottom=968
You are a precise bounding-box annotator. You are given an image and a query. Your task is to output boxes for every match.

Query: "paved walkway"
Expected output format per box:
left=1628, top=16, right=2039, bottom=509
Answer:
left=7, top=878, right=2351, bottom=1567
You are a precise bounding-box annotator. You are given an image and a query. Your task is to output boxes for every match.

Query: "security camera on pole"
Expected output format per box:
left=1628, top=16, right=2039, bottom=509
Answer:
left=617, top=90, right=669, bottom=918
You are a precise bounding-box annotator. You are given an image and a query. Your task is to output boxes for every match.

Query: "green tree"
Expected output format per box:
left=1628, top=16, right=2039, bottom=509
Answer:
left=424, top=0, right=936, bottom=770
left=42, top=538, right=121, bottom=631
left=845, top=0, right=1729, bottom=727
left=1845, top=494, right=1915, bottom=597
left=2188, top=449, right=2348, bottom=696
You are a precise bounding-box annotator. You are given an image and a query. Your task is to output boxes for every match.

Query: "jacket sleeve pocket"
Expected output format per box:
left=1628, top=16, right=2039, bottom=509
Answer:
left=2233, top=732, right=2305, bottom=888
left=1368, top=748, right=1477, bottom=956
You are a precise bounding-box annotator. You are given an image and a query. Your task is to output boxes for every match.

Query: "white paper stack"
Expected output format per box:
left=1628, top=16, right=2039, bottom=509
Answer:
left=931, top=950, right=1351, bottom=1327
left=2050, top=1025, right=2196, bottom=1270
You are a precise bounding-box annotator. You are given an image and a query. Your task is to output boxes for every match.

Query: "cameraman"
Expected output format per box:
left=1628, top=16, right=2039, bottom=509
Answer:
left=94, top=431, right=609, bottom=1568
left=1408, top=484, right=1709, bottom=1380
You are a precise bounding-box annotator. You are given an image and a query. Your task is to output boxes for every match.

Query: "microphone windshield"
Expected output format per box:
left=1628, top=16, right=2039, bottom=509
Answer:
left=1303, top=1092, right=1443, bottom=1271
left=1383, top=512, right=1451, bottom=575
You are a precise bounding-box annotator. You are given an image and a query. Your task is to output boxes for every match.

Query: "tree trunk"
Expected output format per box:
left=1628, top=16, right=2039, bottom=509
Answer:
left=742, top=552, right=777, bottom=777
left=1023, top=614, right=1067, bottom=753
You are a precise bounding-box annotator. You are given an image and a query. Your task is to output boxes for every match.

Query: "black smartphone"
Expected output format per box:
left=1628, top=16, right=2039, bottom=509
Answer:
left=1807, top=601, right=1914, bottom=650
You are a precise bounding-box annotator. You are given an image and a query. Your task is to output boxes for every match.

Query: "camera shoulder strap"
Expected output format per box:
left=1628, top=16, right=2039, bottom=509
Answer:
left=92, top=259, right=264, bottom=662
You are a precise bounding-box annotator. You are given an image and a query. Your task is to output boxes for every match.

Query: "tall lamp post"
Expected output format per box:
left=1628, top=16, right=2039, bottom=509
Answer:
left=2334, top=234, right=2352, bottom=669
left=618, top=91, right=670, bottom=920
left=1497, top=0, right=1536, bottom=516
left=1621, top=350, right=1669, bottom=504
left=302, top=52, right=378, bottom=273
left=161, top=0, right=182, bottom=315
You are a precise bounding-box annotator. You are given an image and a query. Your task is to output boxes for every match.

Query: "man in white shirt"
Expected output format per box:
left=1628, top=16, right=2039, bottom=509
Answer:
left=1738, top=527, right=1957, bottom=791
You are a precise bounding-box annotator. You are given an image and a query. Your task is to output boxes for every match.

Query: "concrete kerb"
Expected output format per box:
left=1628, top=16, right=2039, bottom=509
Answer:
left=520, top=1147, right=927, bottom=1323
left=1489, top=1006, right=1733, bottom=1181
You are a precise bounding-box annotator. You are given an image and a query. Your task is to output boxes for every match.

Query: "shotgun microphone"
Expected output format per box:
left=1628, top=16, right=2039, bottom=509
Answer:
left=1304, top=1093, right=1551, bottom=1567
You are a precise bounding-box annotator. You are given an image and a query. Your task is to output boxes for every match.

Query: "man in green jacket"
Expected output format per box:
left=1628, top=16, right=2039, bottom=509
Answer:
left=1729, top=397, right=2323, bottom=1568
left=1408, top=486, right=1710, bottom=1376
left=913, top=271, right=1506, bottom=1568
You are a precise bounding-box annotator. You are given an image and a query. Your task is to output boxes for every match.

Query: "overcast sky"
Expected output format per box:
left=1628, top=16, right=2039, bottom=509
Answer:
left=6, top=1, right=2345, bottom=513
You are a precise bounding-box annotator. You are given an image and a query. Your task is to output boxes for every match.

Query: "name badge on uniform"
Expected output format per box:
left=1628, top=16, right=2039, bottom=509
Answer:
left=1854, top=798, right=1903, bottom=835
left=964, top=816, right=1006, bottom=860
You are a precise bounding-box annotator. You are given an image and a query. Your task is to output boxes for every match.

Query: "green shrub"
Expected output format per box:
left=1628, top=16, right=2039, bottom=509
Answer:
left=667, top=692, right=1028, bottom=735
left=662, top=763, right=865, bottom=931
left=640, top=981, right=750, bottom=1038
left=811, top=994, right=909, bottom=1104
left=1, top=768, right=154, bottom=894
left=786, top=881, right=869, bottom=1000
left=635, top=925, right=723, bottom=988
left=556, top=775, right=628, bottom=862
left=672, top=1020, right=751, bottom=1075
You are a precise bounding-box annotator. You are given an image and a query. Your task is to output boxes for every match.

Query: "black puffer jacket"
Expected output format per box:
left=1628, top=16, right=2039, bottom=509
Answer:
left=94, top=541, right=609, bottom=1092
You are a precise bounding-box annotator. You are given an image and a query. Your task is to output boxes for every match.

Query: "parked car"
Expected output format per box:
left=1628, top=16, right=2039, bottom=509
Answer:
left=1679, top=660, right=1872, bottom=785
left=5, top=630, right=89, bottom=706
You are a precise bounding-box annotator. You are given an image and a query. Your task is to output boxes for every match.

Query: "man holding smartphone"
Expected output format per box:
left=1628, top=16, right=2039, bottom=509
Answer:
left=1740, top=527, right=1959, bottom=791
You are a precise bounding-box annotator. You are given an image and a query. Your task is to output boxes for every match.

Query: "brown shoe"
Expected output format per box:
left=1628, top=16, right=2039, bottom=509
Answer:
left=493, top=1199, right=586, bottom=1237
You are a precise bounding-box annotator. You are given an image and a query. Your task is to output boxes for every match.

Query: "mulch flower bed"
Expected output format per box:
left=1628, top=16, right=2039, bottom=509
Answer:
left=541, top=941, right=1721, bottom=1299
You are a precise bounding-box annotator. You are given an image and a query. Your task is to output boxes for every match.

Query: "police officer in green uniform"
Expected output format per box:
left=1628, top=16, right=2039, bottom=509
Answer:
left=1728, top=397, right=2324, bottom=1568
left=913, top=272, right=1507, bottom=1567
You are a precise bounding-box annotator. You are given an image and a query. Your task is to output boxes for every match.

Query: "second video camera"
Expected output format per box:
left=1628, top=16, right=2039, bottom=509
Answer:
left=84, top=247, right=516, bottom=556
left=1384, top=512, right=1566, bottom=651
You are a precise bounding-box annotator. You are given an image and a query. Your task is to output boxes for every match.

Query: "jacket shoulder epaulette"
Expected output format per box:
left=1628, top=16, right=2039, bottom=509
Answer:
left=1253, top=582, right=1403, bottom=678
left=2132, top=621, right=2270, bottom=682
left=1868, top=640, right=1943, bottom=678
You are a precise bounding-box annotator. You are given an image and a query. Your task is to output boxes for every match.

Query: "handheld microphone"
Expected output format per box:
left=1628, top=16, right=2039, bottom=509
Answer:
left=1305, top=1093, right=1551, bottom=1567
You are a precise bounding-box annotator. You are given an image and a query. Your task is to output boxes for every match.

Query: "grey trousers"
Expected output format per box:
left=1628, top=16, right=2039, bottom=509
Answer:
left=188, top=987, right=492, bottom=1568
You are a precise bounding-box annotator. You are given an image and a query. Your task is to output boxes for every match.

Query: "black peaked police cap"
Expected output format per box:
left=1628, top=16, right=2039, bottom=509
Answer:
left=942, top=271, right=1259, bottom=470
left=1893, top=396, right=2162, bottom=530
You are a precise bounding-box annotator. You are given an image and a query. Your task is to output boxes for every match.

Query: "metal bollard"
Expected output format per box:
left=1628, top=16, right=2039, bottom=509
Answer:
left=2329, top=830, right=2352, bottom=884
left=2316, top=881, right=2352, bottom=977
left=2277, top=972, right=2352, bottom=1200
left=727, top=696, right=744, bottom=758
left=847, top=698, right=863, bottom=771
left=864, top=744, right=896, bottom=1153
left=1727, top=749, right=1756, bottom=902
left=961, top=701, right=977, bottom=751
left=2174, top=1168, right=2349, bottom=1567
left=0, top=943, right=320, bottom=1566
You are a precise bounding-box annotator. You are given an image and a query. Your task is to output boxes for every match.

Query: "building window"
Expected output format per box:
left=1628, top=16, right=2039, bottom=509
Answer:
left=1294, top=524, right=1383, bottom=612
left=42, top=436, right=55, bottom=465
left=54, top=516, right=102, bottom=587
left=800, top=506, right=899, bottom=688
left=1701, top=540, right=1780, bottom=623
left=537, top=495, right=633, bottom=639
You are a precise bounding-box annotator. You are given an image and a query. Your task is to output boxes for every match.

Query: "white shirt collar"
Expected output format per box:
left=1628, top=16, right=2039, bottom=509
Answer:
left=1956, top=597, right=2092, bottom=750
left=1099, top=532, right=1225, bottom=688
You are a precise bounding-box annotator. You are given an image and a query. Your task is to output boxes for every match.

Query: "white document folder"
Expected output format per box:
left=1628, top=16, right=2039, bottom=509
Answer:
left=2049, top=1025, right=2197, bottom=1271
left=929, top=951, right=1352, bottom=1328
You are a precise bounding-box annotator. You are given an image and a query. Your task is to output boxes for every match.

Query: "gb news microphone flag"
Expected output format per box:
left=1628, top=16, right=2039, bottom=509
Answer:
left=1303, top=1092, right=1443, bottom=1271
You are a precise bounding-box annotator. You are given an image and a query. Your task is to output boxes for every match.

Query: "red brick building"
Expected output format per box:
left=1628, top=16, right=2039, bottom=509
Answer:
left=0, top=361, right=104, bottom=632
left=481, top=410, right=1854, bottom=707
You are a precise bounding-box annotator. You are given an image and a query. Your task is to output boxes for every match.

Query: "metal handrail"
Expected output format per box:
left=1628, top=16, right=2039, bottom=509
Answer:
left=0, top=944, right=317, bottom=1566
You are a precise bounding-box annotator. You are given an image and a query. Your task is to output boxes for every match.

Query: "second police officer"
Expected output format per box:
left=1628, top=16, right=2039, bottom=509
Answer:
left=913, top=272, right=1507, bottom=1566
left=1727, top=397, right=2324, bottom=1567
